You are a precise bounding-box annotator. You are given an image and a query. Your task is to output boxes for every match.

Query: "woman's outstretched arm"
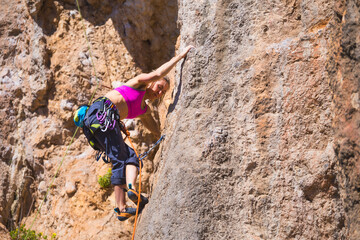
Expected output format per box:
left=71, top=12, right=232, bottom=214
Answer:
left=130, top=45, right=194, bottom=87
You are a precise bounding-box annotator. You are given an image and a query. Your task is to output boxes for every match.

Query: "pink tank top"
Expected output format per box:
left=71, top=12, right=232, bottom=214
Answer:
left=114, top=85, right=148, bottom=119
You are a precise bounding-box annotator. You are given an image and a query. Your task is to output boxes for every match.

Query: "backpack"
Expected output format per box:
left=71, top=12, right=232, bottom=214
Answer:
left=73, top=105, right=110, bottom=163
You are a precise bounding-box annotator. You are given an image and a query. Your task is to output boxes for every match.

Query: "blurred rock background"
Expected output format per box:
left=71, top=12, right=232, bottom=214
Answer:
left=0, top=0, right=359, bottom=239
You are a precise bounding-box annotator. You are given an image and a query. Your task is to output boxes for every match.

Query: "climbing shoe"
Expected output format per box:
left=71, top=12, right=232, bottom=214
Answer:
left=114, top=207, right=137, bottom=221
left=127, top=189, right=149, bottom=213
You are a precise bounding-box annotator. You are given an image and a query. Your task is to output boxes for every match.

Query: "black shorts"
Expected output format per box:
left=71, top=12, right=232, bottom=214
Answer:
left=84, top=98, right=142, bottom=185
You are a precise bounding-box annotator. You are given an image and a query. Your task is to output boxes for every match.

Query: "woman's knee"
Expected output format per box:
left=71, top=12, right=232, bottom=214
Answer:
left=114, top=184, right=127, bottom=192
left=126, top=164, right=138, bottom=172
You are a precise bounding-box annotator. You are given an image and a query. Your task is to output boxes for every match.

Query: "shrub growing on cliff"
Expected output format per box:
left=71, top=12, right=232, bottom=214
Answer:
left=98, top=168, right=112, bottom=188
left=10, top=224, right=57, bottom=240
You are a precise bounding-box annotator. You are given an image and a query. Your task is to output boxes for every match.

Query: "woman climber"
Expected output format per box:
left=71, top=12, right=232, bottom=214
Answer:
left=82, top=45, right=194, bottom=221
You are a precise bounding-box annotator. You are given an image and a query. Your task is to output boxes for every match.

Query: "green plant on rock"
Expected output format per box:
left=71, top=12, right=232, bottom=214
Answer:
left=98, top=168, right=112, bottom=189
left=10, top=224, right=57, bottom=240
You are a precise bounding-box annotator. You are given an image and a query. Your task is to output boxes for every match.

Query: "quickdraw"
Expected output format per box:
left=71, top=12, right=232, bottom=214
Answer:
left=139, top=135, right=165, bottom=160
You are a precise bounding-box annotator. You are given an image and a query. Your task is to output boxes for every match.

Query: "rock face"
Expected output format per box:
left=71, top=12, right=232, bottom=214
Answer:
left=328, top=1, right=360, bottom=238
left=137, top=0, right=359, bottom=239
left=0, top=0, right=359, bottom=240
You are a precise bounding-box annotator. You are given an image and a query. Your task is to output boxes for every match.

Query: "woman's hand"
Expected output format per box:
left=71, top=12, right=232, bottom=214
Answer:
left=129, top=45, right=195, bottom=87
left=180, top=45, right=195, bottom=58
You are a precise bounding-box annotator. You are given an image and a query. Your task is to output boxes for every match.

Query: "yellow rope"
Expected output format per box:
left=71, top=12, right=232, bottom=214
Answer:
left=24, top=1, right=101, bottom=238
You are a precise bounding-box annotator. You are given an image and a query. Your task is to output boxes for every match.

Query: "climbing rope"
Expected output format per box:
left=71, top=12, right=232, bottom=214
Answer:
left=24, top=1, right=102, bottom=239
left=119, top=128, right=166, bottom=240
left=123, top=130, right=142, bottom=240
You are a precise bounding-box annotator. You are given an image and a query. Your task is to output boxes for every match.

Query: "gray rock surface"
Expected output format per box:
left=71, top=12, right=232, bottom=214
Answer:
left=136, top=0, right=359, bottom=239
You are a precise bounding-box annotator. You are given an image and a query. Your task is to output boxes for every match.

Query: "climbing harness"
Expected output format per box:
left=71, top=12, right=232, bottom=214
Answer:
left=81, top=97, right=120, bottom=163
left=96, top=98, right=119, bottom=132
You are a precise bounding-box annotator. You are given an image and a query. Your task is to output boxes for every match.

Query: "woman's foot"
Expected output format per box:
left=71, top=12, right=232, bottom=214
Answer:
left=114, top=207, right=137, bottom=221
left=127, top=189, right=149, bottom=213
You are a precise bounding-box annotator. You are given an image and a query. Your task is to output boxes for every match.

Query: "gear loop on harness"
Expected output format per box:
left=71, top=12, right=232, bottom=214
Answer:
left=95, top=97, right=120, bottom=133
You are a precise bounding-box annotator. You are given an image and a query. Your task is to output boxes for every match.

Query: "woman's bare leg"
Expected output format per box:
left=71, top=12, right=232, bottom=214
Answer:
left=126, top=164, right=138, bottom=190
left=114, top=184, right=126, bottom=211
left=114, top=165, right=137, bottom=212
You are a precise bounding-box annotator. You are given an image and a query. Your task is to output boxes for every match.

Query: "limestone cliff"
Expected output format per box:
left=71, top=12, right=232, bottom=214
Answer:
left=137, top=1, right=359, bottom=239
left=0, top=0, right=359, bottom=240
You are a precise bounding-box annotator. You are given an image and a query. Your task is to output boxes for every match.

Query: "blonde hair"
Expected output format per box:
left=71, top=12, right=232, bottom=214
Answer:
left=148, top=76, right=169, bottom=89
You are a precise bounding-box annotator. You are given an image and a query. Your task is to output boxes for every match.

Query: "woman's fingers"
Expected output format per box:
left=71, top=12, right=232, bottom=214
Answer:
left=186, top=45, right=195, bottom=53
left=186, top=45, right=195, bottom=52
left=181, top=45, right=195, bottom=57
